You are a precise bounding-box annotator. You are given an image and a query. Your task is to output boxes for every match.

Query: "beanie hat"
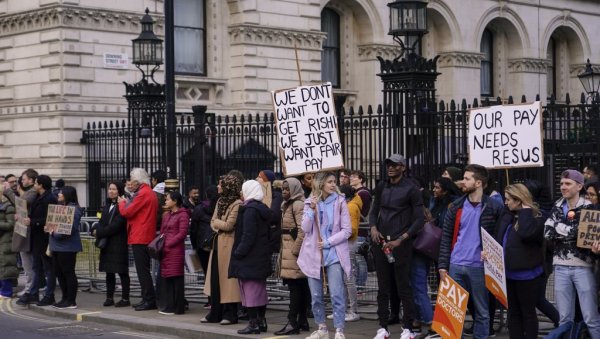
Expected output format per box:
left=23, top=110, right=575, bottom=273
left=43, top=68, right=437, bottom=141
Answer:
left=445, top=167, right=463, bottom=181
left=259, top=170, right=276, bottom=182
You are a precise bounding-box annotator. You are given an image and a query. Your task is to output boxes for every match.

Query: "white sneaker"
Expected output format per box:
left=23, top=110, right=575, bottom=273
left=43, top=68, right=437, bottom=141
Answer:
left=334, top=331, right=345, bottom=339
left=400, top=329, right=416, bottom=339
left=306, top=329, right=329, bottom=339
left=327, top=314, right=334, bottom=319
left=345, top=312, right=360, bottom=322
left=374, top=328, right=390, bottom=339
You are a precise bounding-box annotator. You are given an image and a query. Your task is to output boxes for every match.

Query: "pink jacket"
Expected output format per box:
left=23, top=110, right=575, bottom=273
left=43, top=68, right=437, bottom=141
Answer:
left=159, top=208, right=190, bottom=278
left=297, top=195, right=352, bottom=279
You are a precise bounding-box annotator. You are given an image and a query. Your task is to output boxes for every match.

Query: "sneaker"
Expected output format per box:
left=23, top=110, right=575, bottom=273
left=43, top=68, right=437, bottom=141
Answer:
left=400, top=329, right=416, bottom=339
left=16, top=293, right=38, bottom=306
left=463, top=326, right=473, bottom=337
left=36, top=295, right=55, bottom=307
left=345, top=312, right=360, bottom=322
left=335, top=331, right=346, bottom=339
left=203, top=302, right=211, bottom=309
left=327, top=314, right=334, bottom=320
left=159, top=309, right=175, bottom=315
left=373, top=328, right=390, bottom=339
left=114, top=299, right=130, bottom=308
left=305, top=329, right=329, bottom=339
left=52, top=301, right=77, bottom=309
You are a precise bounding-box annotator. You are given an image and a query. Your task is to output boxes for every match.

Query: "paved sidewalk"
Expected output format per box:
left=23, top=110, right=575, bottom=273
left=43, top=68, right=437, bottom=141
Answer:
left=14, top=288, right=529, bottom=339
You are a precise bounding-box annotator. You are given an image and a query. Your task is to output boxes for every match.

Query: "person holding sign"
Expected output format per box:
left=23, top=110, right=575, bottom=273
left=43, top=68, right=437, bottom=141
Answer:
left=496, top=184, right=545, bottom=339
left=438, top=164, right=503, bottom=339
left=49, top=186, right=82, bottom=309
left=297, top=172, right=352, bottom=339
left=544, top=170, right=600, bottom=338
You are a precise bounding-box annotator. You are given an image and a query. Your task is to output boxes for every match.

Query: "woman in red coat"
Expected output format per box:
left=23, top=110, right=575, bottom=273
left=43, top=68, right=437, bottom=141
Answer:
left=158, top=191, right=190, bottom=315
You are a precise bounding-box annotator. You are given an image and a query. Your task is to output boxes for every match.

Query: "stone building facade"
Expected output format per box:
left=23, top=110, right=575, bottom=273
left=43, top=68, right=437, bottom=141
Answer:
left=0, top=0, right=598, bottom=206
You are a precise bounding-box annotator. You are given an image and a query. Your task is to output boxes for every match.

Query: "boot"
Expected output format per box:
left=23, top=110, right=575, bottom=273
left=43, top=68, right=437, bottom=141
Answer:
left=258, top=317, right=267, bottom=332
left=274, top=321, right=300, bottom=335
left=237, top=320, right=260, bottom=335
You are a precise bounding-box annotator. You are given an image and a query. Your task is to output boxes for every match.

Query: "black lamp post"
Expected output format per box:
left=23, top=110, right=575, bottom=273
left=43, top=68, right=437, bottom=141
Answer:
left=132, top=8, right=163, bottom=82
left=578, top=59, right=600, bottom=103
left=387, top=0, right=428, bottom=56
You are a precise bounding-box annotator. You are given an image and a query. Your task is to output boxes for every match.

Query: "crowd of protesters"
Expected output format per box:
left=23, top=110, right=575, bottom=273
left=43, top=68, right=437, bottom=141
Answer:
left=3, top=159, right=600, bottom=339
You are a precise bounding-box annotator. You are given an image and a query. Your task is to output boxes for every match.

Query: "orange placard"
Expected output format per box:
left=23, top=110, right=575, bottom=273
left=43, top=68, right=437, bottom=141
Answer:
left=432, top=275, right=469, bottom=339
left=481, top=228, right=508, bottom=308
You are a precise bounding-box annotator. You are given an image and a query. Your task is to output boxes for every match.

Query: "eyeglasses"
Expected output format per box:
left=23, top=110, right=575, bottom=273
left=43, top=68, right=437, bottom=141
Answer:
left=340, top=174, right=349, bottom=178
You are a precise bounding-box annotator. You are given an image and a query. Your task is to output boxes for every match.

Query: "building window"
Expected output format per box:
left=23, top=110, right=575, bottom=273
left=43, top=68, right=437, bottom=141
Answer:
left=321, top=8, right=340, bottom=88
left=480, top=29, right=493, bottom=97
left=174, top=0, right=206, bottom=75
left=547, top=37, right=556, bottom=98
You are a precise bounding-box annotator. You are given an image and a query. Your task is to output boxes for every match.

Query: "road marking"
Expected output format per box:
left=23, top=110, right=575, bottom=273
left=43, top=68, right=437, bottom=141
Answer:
left=261, top=336, right=290, bottom=339
left=114, top=331, right=170, bottom=339
left=76, top=311, right=102, bottom=321
left=1, top=299, right=61, bottom=324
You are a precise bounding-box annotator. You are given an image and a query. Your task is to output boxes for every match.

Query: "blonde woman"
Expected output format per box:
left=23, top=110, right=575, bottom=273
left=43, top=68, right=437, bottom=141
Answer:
left=297, top=172, right=352, bottom=339
left=496, top=184, right=544, bottom=339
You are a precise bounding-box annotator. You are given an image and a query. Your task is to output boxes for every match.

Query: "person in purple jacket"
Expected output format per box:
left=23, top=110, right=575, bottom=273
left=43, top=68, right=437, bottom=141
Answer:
left=158, top=191, right=190, bottom=315
left=297, top=172, right=352, bottom=339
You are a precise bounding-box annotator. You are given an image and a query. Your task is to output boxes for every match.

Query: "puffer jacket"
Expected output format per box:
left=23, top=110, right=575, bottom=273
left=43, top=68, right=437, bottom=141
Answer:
left=160, top=208, right=190, bottom=278
left=0, top=192, right=18, bottom=280
left=348, top=194, right=363, bottom=241
left=279, top=198, right=306, bottom=279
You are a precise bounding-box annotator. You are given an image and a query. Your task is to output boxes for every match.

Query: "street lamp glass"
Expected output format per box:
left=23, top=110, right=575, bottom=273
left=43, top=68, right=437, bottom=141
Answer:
left=132, top=9, right=164, bottom=66
left=578, top=59, right=600, bottom=97
left=388, top=0, right=427, bottom=37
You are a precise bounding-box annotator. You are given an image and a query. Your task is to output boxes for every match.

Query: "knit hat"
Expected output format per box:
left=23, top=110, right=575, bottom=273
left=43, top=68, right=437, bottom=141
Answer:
left=445, top=167, right=463, bottom=181
left=259, top=170, right=276, bottom=182
left=242, top=180, right=264, bottom=202
left=561, top=169, right=585, bottom=185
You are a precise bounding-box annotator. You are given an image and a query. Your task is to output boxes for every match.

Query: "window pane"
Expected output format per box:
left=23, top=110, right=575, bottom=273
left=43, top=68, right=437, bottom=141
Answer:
left=321, top=9, right=339, bottom=48
left=175, top=0, right=204, bottom=28
left=175, top=27, right=205, bottom=74
left=321, top=48, right=339, bottom=88
left=547, top=38, right=555, bottom=97
left=321, top=8, right=340, bottom=87
left=480, top=29, right=493, bottom=96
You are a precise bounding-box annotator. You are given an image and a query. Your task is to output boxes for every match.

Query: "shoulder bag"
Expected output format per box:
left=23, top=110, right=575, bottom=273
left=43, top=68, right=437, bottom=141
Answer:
left=413, top=221, right=442, bottom=261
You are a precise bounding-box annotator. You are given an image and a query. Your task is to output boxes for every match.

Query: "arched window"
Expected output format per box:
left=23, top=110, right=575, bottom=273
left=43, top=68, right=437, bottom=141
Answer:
left=174, top=0, right=206, bottom=75
left=547, top=37, right=556, bottom=98
left=480, top=29, right=493, bottom=97
left=321, top=8, right=340, bottom=88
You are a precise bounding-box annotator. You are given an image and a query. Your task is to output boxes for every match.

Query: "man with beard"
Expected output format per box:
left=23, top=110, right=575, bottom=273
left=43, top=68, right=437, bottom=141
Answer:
left=369, top=154, right=424, bottom=339
left=438, top=164, right=503, bottom=339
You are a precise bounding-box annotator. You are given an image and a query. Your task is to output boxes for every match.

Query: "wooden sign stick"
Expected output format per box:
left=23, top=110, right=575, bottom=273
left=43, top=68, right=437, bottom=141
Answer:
left=294, top=43, right=303, bottom=86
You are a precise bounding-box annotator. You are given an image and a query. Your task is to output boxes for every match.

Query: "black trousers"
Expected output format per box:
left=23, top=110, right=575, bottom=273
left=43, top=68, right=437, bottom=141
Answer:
left=131, top=244, right=156, bottom=303
left=507, top=276, right=542, bottom=339
left=283, top=278, right=310, bottom=325
left=205, top=241, right=237, bottom=322
left=198, top=249, right=210, bottom=277
left=106, top=272, right=130, bottom=300
left=53, top=252, right=77, bottom=304
left=160, top=275, right=185, bottom=314
left=374, top=239, right=416, bottom=329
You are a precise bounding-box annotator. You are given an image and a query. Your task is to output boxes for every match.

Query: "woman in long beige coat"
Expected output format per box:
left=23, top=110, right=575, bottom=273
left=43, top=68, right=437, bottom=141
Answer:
left=274, top=177, right=310, bottom=335
left=202, top=175, right=242, bottom=325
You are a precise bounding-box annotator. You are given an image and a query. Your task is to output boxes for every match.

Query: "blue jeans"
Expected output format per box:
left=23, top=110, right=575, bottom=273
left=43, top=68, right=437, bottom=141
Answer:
left=31, top=253, right=55, bottom=298
left=411, top=253, right=433, bottom=324
left=355, top=237, right=368, bottom=289
left=449, top=264, right=488, bottom=339
left=554, top=265, right=600, bottom=338
left=307, top=263, right=346, bottom=330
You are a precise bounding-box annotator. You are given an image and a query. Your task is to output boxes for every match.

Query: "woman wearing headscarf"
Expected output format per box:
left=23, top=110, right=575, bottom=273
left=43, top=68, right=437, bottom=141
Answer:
left=228, top=180, right=273, bottom=334
left=202, top=175, right=242, bottom=325
left=274, top=178, right=309, bottom=335
left=92, top=181, right=130, bottom=307
left=297, top=172, right=352, bottom=339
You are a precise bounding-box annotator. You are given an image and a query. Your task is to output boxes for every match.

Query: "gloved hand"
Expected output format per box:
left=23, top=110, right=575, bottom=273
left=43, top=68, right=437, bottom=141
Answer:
left=555, top=222, right=572, bottom=237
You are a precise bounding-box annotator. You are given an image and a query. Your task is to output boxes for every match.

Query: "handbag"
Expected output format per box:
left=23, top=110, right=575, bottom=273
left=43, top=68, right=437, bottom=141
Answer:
left=413, top=221, right=442, bottom=261
left=147, top=233, right=165, bottom=260
left=95, top=237, right=108, bottom=249
left=358, top=240, right=376, bottom=272
left=200, top=231, right=217, bottom=252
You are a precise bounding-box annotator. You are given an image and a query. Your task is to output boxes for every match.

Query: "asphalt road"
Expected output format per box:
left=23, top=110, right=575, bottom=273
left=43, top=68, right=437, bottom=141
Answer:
left=0, top=298, right=178, bottom=339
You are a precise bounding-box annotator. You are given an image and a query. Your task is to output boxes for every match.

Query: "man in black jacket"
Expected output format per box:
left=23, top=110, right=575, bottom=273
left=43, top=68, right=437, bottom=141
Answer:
left=16, top=175, right=57, bottom=307
left=438, top=164, right=503, bottom=339
left=369, top=154, right=424, bottom=339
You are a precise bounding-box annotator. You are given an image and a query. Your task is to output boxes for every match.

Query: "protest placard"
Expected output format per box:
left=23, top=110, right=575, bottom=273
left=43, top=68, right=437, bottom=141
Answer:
left=468, top=101, right=543, bottom=169
left=14, top=197, right=28, bottom=237
left=45, top=204, right=76, bottom=235
left=481, top=228, right=508, bottom=308
left=271, top=82, right=344, bottom=176
left=577, top=209, right=600, bottom=249
left=432, top=275, right=469, bottom=339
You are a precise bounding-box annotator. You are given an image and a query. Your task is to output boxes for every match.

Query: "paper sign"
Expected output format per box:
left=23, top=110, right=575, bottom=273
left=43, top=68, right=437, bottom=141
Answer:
left=481, top=228, right=508, bottom=308
left=271, top=82, right=344, bottom=176
left=468, top=101, right=543, bottom=169
left=432, top=275, right=469, bottom=339
left=577, top=209, right=600, bottom=249
left=45, top=204, right=76, bottom=235
left=14, top=197, right=28, bottom=237
left=185, top=249, right=202, bottom=273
